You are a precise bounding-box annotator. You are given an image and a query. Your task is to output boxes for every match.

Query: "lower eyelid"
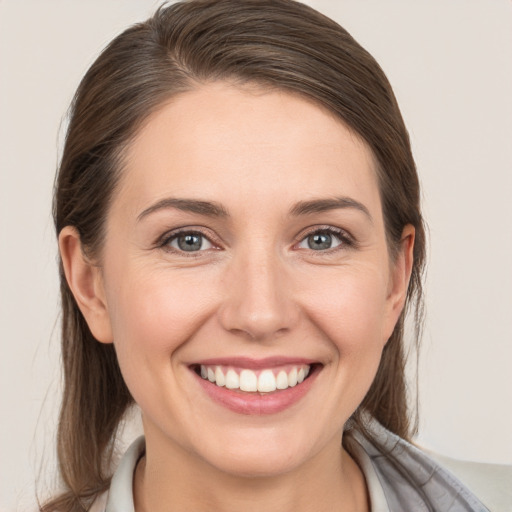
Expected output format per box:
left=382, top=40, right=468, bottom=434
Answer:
left=296, top=228, right=353, bottom=249
left=169, top=234, right=213, bottom=251
left=156, top=227, right=354, bottom=253
left=158, top=229, right=218, bottom=251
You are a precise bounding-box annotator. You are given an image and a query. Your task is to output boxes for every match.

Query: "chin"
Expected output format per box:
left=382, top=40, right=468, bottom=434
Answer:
left=196, top=427, right=321, bottom=478
left=208, top=448, right=305, bottom=478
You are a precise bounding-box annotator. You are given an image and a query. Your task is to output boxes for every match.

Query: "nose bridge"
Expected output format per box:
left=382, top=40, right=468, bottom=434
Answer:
left=219, top=237, right=297, bottom=340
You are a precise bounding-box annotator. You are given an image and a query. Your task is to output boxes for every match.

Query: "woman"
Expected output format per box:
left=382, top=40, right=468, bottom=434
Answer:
left=42, top=1, right=489, bottom=510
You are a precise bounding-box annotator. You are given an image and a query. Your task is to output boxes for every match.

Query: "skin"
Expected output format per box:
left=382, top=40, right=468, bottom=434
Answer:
left=60, top=82, right=414, bottom=512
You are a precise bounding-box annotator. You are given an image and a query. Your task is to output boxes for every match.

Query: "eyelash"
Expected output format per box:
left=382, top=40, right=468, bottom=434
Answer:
left=294, top=225, right=356, bottom=253
left=157, top=228, right=220, bottom=257
left=156, top=225, right=355, bottom=256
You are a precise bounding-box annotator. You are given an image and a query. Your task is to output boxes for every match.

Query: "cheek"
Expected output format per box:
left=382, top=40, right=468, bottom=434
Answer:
left=292, top=266, right=391, bottom=425
left=108, top=264, right=214, bottom=341
left=297, top=265, right=390, bottom=354
left=103, top=263, right=220, bottom=392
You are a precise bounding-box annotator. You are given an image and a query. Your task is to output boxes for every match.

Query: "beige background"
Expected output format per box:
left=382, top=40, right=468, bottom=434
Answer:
left=1, top=0, right=511, bottom=510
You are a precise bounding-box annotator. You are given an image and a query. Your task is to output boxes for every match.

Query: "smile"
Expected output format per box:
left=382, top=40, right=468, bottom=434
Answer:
left=198, top=364, right=311, bottom=393
left=190, top=358, right=321, bottom=415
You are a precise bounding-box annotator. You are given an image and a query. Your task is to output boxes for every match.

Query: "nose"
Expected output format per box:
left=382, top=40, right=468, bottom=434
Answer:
left=218, top=245, right=299, bottom=341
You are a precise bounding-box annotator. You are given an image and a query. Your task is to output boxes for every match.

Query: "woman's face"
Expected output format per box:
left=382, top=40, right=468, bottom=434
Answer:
left=76, top=82, right=412, bottom=476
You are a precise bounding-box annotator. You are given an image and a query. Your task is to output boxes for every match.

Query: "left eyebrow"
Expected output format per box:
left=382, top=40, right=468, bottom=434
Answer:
left=289, top=197, right=373, bottom=223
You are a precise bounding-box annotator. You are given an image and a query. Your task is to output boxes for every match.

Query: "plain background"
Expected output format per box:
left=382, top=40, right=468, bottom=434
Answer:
left=1, top=0, right=511, bottom=510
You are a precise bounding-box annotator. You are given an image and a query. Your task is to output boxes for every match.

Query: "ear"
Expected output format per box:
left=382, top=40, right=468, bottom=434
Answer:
left=59, top=226, right=113, bottom=344
left=383, top=224, right=415, bottom=341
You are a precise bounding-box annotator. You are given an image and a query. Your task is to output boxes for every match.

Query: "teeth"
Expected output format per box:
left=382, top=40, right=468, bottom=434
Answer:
left=198, top=364, right=311, bottom=393
left=215, top=366, right=225, bottom=387
left=288, top=367, right=298, bottom=387
left=276, top=371, right=289, bottom=390
left=225, top=369, right=239, bottom=389
left=258, top=369, right=276, bottom=392
left=239, top=369, right=258, bottom=392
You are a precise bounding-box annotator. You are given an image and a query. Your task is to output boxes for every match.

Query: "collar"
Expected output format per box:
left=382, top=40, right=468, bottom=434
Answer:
left=102, top=420, right=489, bottom=512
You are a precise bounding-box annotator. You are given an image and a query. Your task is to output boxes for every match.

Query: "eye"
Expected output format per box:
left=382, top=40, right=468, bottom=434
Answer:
left=166, top=232, right=214, bottom=252
left=297, top=228, right=348, bottom=251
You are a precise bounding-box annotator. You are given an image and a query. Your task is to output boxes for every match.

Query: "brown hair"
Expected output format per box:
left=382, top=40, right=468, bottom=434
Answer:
left=44, top=0, right=425, bottom=509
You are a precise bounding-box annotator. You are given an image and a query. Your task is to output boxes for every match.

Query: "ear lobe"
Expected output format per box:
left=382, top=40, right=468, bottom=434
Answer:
left=383, top=225, right=415, bottom=339
left=59, top=226, right=114, bottom=344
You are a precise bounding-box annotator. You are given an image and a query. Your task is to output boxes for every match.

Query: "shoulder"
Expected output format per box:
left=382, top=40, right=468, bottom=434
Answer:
left=89, top=491, right=108, bottom=512
left=347, top=417, right=498, bottom=512
left=426, top=450, right=512, bottom=512
left=90, top=435, right=145, bottom=512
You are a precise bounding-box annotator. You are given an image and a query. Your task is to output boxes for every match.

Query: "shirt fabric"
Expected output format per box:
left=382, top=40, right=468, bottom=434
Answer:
left=94, top=418, right=489, bottom=512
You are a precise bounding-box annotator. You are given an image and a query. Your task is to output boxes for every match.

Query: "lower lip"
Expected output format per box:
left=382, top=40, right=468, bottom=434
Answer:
left=192, top=367, right=320, bottom=415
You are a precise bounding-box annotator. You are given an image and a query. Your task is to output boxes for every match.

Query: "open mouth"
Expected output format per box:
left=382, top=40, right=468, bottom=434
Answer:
left=190, top=363, right=321, bottom=394
left=189, top=360, right=322, bottom=414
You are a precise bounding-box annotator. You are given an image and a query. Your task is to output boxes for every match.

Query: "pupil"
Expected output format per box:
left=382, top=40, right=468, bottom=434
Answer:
left=178, top=234, right=202, bottom=251
left=308, top=233, right=331, bottom=250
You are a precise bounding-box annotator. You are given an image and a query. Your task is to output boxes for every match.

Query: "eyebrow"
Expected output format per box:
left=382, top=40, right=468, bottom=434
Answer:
left=137, top=195, right=372, bottom=223
left=137, top=198, right=229, bottom=221
left=289, top=197, right=373, bottom=222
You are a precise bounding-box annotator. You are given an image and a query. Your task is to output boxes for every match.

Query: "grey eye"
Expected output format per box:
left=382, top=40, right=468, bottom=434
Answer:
left=170, top=233, right=213, bottom=252
left=298, top=231, right=342, bottom=251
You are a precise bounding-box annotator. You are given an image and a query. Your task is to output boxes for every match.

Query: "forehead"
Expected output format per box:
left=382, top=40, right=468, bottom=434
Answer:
left=115, top=82, right=381, bottom=218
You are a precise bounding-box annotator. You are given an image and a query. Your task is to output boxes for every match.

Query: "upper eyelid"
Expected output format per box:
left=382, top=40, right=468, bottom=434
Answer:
left=296, top=225, right=353, bottom=241
left=157, top=226, right=220, bottom=248
left=155, top=224, right=355, bottom=250
left=294, top=225, right=357, bottom=252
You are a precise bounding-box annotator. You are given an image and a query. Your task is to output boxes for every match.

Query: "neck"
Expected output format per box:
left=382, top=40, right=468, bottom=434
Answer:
left=133, top=427, right=369, bottom=512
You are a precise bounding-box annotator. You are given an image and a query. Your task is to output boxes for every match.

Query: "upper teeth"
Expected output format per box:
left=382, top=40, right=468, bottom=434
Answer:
left=199, top=365, right=310, bottom=392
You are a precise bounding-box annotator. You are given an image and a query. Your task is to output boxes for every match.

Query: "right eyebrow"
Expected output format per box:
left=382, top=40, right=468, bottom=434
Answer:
left=137, top=198, right=229, bottom=222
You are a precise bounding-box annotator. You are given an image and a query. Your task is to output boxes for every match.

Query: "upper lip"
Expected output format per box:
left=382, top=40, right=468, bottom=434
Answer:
left=189, top=356, right=319, bottom=369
